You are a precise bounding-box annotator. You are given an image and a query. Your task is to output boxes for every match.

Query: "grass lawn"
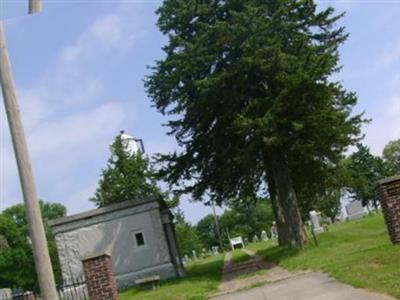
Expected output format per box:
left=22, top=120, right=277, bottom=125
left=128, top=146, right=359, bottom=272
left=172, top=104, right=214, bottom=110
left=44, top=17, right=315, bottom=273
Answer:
left=119, top=254, right=225, bottom=300
left=231, top=249, right=252, bottom=264
left=249, top=214, right=400, bottom=299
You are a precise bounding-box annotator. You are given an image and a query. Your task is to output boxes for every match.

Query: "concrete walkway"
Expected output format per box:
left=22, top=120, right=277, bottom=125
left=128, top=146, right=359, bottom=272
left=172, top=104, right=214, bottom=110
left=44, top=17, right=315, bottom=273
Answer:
left=212, top=271, right=396, bottom=300
left=211, top=250, right=396, bottom=300
left=212, top=249, right=299, bottom=298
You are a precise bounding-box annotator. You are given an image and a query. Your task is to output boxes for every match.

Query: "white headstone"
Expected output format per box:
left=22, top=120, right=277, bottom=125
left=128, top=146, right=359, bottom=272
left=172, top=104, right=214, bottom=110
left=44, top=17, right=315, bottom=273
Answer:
left=252, top=234, right=259, bottom=243
left=211, top=246, right=219, bottom=255
left=261, top=230, right=269, bottom=241
left=270, top=221, right=278, bottom=239
left=309, top=210, right=324, bottom=233
left=192, top=250, right=198, bottom=260
left=345, top=200, right=367, bottom=220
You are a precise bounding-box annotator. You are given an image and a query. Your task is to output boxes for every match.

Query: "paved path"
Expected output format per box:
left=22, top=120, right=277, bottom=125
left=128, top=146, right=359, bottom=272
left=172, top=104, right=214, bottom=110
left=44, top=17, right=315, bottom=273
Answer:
left=211, top=250, right=396, bottom=300
left=212, top=249, right=299, bottom=298
left=212, top=271, right=396, bottom=300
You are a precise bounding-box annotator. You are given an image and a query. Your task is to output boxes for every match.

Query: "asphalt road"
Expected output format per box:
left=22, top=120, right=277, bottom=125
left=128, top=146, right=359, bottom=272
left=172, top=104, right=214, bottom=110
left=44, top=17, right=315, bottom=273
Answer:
left=212, top=272, right=396, bottom=300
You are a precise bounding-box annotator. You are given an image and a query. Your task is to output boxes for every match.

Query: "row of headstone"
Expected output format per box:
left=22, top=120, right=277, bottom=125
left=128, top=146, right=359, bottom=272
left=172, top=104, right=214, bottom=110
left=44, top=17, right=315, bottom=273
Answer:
left=248, top=223, right=280, bottom=244
left=182, top=246, right=221, bottom=265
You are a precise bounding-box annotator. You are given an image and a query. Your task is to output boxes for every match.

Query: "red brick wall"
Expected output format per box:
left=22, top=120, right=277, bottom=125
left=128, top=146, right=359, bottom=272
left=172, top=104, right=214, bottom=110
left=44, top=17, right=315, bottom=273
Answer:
left=377, top=176, right=400, bottom=245
left=82, top=253, right=119, bottom=300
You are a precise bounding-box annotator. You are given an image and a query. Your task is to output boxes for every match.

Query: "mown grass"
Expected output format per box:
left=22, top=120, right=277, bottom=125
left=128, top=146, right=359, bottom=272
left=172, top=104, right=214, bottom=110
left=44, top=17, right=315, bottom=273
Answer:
left=119, top=254, right=225, bottom=300
left=249, top=214, right=400, bottom=299
left=231, top=249, right=252, bottom=264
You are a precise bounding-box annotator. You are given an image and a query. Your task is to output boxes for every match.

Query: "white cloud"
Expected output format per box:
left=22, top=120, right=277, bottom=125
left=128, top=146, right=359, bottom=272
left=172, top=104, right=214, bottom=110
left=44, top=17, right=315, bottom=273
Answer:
left=1, top=6, right=143, bottom=212
left=61, top=14, right=136, bottom=62
left=29, top=103, right=125, bottom=157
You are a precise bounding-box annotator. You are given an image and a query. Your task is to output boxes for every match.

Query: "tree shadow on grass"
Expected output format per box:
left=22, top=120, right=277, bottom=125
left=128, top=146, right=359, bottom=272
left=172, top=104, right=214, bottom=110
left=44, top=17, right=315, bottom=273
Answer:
left=119, top=255, right=225, bottom=300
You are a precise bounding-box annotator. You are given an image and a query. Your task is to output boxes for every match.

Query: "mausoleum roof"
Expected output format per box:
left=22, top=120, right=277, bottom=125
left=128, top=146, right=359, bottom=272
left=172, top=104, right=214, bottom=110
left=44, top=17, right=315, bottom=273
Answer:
left=49, top=197, right=166, bottom=228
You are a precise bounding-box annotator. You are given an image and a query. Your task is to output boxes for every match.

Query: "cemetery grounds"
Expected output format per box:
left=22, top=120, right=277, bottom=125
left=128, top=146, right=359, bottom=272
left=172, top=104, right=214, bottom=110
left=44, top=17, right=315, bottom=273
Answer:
left=119, top=214, right=400, bottom=300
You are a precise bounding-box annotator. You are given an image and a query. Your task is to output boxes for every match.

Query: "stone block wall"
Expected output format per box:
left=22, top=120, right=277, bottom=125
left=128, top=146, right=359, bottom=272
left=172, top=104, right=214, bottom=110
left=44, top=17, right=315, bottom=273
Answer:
left=82, top=253, right=119, bottom=300
left=376, top=175, right=400, bottom=244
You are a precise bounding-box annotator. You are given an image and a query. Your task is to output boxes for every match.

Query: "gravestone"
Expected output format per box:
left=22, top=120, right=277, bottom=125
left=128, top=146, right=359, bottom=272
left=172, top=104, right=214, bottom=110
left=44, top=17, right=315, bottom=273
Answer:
left=345, top=200, right=367, bottom=220
left=252, top=235, right=259, bottom=243
left=211, top=246, right=219, bottom=255
left=201, top=248, right=207, bottom=258
left=261, top=230, right=269, bottom=241
left=183, top=254, right=190, bottom=264
left=309, top=211, right=324, bottom=233
left=192, top=250, right=198, bottom=260
left=270, top=222, right=278, bottom=239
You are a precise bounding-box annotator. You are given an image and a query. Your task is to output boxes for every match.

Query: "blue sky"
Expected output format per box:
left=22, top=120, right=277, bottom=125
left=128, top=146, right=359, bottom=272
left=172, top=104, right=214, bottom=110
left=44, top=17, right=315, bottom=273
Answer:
left=1, top=0, right=399, bottom=223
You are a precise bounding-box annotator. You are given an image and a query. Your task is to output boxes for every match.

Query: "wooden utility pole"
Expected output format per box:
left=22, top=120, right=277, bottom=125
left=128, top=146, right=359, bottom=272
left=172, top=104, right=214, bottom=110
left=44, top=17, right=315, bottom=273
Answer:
left=0, top=3, right=59, bottom=298
left=29, top=0, right=43, bottom=14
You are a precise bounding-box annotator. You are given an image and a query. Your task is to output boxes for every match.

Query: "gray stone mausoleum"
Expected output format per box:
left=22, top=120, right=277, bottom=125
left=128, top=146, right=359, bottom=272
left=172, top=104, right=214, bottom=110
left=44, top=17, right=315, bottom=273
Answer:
left=50, top=198, right=184, bottom=289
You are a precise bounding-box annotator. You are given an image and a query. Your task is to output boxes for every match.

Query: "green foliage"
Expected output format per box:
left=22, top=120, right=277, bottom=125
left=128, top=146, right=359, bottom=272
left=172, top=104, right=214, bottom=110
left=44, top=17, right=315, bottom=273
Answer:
left=383, top=139, right=400, bottom=175
left=196, top=199, right=274, bottom=249
left=146, top=0, right=363, bottom=247
left=147, top=0, right=363, bottom=202
left=297, top=160, right=347, bottom=221
left=315, top=188, right=342, bottom=222
left=91, top=135, right=161, bottom=207
left=344, top=144, right=387, bottom=208
left=0, top=201, right=66, bottom=290
left=174, top=209, right=203, bottom=256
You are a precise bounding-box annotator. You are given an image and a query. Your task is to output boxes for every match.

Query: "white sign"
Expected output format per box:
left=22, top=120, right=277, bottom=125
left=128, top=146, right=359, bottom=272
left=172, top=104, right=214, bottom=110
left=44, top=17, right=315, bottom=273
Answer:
left=230, top=236, right=245, bottom=250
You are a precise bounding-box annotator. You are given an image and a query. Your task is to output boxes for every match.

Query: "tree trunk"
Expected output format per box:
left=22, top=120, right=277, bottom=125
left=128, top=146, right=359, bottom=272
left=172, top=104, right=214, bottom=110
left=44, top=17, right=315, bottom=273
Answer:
left=268, top=161, right=307, bottom=248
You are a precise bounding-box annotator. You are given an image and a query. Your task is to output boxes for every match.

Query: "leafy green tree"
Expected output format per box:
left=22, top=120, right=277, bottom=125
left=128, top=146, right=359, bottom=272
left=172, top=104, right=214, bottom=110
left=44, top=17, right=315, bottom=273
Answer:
left=196, top=199, right=273, bottom=249
left=315, top=188, right=342, bottom=222
left=222, top=198, right=273, bottom=241
left=91, top=134, right=161, bottom=207
left=0, top=201, right=66, bottom=290
left=383, top=139, right=400, bottom=175
left=146, top=0, right=363, bottom=247
left=344, top=144, right=387, bottom=209
left=174, top=209, right=202, bottom=256
left=196, top=215, right=220, bottom=250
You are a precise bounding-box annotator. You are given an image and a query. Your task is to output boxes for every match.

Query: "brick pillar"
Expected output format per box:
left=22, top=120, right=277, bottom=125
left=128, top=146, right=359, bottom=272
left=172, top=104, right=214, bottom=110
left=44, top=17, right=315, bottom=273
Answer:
left=376, top=175, right=400, bottom=245
left=82, top=253, right=119, bottom=300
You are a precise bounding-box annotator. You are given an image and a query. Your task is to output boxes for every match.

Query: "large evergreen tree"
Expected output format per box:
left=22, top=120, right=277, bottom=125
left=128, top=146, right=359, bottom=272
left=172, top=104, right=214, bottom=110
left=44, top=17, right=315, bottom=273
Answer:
left=90, top=135, right=161, bottom=207
left=146, top=0, right=363, bottom=247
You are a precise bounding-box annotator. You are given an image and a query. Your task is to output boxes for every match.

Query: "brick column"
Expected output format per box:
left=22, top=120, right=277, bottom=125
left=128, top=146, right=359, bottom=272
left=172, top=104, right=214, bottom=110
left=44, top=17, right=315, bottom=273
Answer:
left=376, top=175, right=400, bottom=245
left=82, top=253, right=119, bottom=300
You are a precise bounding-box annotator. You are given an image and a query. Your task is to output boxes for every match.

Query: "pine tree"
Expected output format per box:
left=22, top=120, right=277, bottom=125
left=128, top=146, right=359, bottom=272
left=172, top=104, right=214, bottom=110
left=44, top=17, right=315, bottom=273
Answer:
left=146, top=0, right=364, bottom=248
left=90, top=135, right=161, bottom=207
